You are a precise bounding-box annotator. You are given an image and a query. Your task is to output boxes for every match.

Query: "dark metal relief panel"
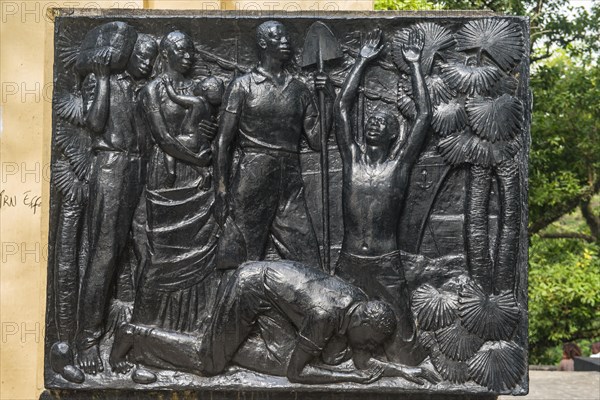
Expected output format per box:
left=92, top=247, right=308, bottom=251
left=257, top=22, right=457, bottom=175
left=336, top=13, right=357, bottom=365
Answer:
left=45, top=9, right=530, bottom=397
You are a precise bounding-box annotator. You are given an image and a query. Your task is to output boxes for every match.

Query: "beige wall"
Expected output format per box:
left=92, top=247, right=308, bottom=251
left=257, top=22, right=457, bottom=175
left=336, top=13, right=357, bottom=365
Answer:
left=0, top=1, right=371, bottom=398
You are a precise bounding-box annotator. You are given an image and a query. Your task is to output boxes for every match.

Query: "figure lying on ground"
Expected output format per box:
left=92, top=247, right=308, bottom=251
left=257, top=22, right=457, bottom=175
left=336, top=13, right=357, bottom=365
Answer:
left=110, top=260, right=440, bottom=385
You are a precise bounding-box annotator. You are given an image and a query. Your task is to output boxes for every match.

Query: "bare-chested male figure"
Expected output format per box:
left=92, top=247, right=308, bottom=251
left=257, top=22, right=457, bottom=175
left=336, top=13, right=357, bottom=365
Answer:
left=334, top=29, right=431, bottom=365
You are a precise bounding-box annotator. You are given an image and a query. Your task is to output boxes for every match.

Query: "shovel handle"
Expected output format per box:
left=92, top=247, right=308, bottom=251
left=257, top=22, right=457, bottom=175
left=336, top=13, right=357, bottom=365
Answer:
left=316, top=42, right=330, bottom=273
left=319, top=89, right=331, bottom=274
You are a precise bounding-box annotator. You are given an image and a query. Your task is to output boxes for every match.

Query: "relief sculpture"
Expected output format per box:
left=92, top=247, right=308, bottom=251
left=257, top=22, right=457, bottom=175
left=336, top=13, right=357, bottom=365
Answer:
left=46, top=11, right=530, bottom=396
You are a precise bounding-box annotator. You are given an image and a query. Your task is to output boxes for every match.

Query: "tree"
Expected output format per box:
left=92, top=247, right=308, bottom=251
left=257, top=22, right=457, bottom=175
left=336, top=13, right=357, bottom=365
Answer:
left=528, top=234, right=600, bottom=364
left=529, top=53, right=600, bottom=239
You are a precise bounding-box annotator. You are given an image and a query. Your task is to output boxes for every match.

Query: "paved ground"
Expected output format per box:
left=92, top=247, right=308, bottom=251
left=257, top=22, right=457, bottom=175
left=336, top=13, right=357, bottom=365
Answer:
left=499, top=371, right=600, bottom=400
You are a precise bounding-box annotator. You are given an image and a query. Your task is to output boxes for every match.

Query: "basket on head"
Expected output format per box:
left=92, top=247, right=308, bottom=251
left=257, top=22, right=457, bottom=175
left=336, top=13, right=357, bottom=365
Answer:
left=75, top=22, right=138, bottom=76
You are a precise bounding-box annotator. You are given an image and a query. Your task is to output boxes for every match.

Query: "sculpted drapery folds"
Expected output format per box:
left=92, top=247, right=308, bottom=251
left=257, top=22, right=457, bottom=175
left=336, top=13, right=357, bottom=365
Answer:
left=47, top=13, right=529, bottom=396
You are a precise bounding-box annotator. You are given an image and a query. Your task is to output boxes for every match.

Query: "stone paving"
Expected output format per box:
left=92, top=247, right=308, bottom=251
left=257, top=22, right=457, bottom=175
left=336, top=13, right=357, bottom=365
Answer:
left=499, top=371, right=600, bottom=400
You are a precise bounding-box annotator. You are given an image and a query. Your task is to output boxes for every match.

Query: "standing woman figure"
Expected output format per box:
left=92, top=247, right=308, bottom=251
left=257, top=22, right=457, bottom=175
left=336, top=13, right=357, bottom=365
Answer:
left=133, top=31, right=220, bottom=337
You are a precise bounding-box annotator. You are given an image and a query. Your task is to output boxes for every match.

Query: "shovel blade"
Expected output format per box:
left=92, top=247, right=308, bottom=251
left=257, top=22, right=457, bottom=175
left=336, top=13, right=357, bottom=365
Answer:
left=301, top=21, right=343, bottom=68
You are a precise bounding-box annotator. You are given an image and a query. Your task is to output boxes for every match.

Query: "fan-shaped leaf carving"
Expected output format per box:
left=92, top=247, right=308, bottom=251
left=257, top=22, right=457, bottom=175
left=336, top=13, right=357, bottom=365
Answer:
left=432, top=99, right=467, bottom=136
left=466, top=95, right=524, bottom=142
left=63, top=145, right=93, bottom=182
left=54, top=92, right=84, bottom=126
left=427, top=74, right=456, bottom=105
left=412, top=284, right=459, bottom=331
left=437, top=129, right=521, bottom=167
left=441, top=61, right=502, bottom=95
left=55, top=122, right=93, bottom=182
left=436, top=320, right=485, bottom=361
left=57, top=30, right=82, bottom=70
left=53, top=160, right=88, bottom=204
left=393, top=22, right=455, bottom=74
left=459, top=282, right=521, bottom=341
left=430, top=348, right=470, bottom=384
left=468, top=341, right=526, bottom=392
left=456, top=19, right=525, bottom=71
left=418, top=330, right=438, bottom=350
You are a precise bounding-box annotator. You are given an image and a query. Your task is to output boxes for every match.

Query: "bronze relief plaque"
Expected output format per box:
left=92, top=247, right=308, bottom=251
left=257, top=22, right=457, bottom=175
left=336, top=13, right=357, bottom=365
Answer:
left=45, top=9, right=530, bottom=397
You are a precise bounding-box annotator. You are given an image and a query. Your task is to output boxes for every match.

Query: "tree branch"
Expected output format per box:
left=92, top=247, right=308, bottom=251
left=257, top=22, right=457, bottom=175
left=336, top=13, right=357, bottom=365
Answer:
left=531, top=52, right=553, bottom=64
left=538, top=232, right=596, bottom=243
left=580, top=199, right=600, bottom=241
left=530, top=179, right=600, bottom=234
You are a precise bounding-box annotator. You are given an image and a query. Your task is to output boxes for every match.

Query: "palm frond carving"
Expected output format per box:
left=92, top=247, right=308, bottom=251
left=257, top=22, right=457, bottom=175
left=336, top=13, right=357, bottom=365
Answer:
left=455, top=19, right=525, bottom=71
left=437, top=128, right=521, bottom=167
left=427, top=74, right=457, bottom=105
left=459, top=282, right=521, bottom=341
left=468, top=341, right=526, bottom=392
left=55, top=122, right=93, bottom=182
left=54, top=92, right=84, bottom=126
left=436, top=320, right=485, bottom=361
left=441, top=60, right=502, bottom=95
left=53, top=160, right=88, bottom=204
left=466, top=94, right=524, bottom=142
left=56, top=30, right=81, bottom=70
left=430, top=349, right=470, bottom=384
left=412, top=284, right=459, bottom=331
left=432, top=99, right=468, bottom=136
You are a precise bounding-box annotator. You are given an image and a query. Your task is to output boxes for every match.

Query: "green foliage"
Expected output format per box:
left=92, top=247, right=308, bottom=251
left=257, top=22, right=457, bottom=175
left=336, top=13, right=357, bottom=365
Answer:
left=529, top=52, right=600, bottom=232
left=439, top=0, right=526, bottom=14
left=374, top=0, right=437, bottom=10
left=529, top=235, right=600, bottom=364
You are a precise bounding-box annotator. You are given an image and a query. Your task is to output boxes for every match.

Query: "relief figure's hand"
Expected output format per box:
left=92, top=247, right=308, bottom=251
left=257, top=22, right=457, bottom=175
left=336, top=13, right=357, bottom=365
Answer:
left=359, top=28, right=384, bottom=61
left=402, top=29, right=424, bottom=64
left=351, top=364, right=385, bottom=384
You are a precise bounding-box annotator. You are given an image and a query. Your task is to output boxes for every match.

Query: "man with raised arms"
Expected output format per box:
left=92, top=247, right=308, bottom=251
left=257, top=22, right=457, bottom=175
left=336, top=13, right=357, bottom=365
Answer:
left=334, top=28, right=432, bottom=364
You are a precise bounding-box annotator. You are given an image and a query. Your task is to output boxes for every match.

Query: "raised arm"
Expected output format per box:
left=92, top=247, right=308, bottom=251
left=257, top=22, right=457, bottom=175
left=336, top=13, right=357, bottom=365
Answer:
left=335, top=29, right=383, bottom=161
left=83, top=55, right=111, bottom=134
left=396, top=29, right=431, bottom=164
left=141, top=84, right=209, bottom=167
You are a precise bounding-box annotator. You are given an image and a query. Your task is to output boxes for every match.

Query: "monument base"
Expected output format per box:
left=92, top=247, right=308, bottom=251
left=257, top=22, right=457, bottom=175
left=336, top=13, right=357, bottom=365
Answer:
left=41, top=390, right=498, bottom=399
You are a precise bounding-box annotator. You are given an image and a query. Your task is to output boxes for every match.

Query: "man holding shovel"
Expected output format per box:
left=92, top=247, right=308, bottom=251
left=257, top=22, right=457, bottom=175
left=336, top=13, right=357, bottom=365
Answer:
left=215, top=20, right=333, bottom=270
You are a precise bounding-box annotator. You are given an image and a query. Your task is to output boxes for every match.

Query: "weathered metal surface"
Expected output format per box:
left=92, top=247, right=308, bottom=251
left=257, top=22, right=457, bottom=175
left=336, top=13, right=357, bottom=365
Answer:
left=45, top=9, right=530, bottom=397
